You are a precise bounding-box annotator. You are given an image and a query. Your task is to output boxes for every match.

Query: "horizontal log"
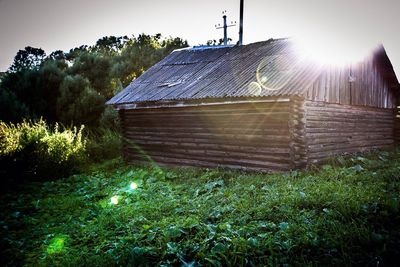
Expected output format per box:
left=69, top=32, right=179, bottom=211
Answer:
left=307, top=135, right=393, bottom=145
left=124, top=131, right=291, bottom=142
left=124, top=145, right=291, bottom=164
left=306, top=109, right=394, bottom=116
left=127, top=138, right=291, bottom=148
left=125, top=153, right=292, bottom=170
left=124, top=136, right=290, bottom=149
left=306, top=113, right=394, bottom=120
left=123, top=116, right=290, bottom=126
left=305, top=102, right=394, bottom=111
left=306, top=127, right=393, bottom=134
left=126, top=158, right=283, bottom=173
left=306, top=121, right=393, bottom=129
left=305, top=109, right=394, bottom=119
left=124, top=142, right=290, bottom=155
left=124, top=149, right=292, bottom=168
left=124, top=143, right=290, bottom=158
left=126, top=143, right=290, bottom=156
left=122, top=126, right=290, bottom=135
left=305, top=101, right=395, bottom=112
left=306, top=115, right=393, bottom=123
left=126, top=153, right=219, bottom=168
left=122, top=120, right=290, bottom=129
left=308, top=144, right=393, bottom=162
left=307, top=139, right=394, bottom=152
left=124, top=150, right=291, bottom=171
left=305, top=129, right=393, bottom=136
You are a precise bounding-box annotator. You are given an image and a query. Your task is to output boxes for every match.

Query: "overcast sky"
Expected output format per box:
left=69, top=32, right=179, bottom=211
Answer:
left=0, top=0, right=399, bottom=77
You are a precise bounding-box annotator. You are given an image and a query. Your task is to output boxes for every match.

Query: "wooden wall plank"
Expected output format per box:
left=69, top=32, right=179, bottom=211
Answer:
left=121, top=101, right=294, bottom=171
left=305, top=56, right=397, bottom=108
left=120, top=98, right=397, bottom=171
left=305, top=100, right=395, bottom=164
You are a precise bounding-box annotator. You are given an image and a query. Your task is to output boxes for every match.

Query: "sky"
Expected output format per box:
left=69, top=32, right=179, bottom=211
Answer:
left=0, top=0, right=399, bottom=77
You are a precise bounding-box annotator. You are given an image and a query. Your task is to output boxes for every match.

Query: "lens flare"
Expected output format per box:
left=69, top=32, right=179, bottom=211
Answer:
left=255, top=52, right=304, bottom=91
left=47, top=235, right=67, bottom=254
left=110, top=196, right=119, bottom=205
left=247, top=81, right=262, bottom=95
left=293, top=35, right=375, bottom=66
left=130, top=182, right=138, bottom=190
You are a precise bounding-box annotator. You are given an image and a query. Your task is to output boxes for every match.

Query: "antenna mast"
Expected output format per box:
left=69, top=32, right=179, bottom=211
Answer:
left=215, top=11, right=236, bottom=46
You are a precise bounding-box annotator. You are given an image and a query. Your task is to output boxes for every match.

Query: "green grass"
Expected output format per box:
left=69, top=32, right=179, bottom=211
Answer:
left=1, top=151, right=400, bottom=266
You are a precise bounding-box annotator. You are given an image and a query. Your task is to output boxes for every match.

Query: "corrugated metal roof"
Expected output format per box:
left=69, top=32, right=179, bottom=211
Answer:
left=107, top=38, right=324, bottom=106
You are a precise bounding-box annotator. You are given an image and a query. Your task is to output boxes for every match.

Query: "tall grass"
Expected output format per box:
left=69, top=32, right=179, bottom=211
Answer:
left=0, top=119, right=86, bottom=181
left=85, top=128, right=122, bottom=163
left=1, top=149, right=399, bottom=266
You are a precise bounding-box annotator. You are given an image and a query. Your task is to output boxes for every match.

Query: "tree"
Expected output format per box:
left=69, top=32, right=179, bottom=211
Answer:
left=162, top=37, right=189, bottom=53
left=0, top=70, right=40, bottom=119
left=113, top=34, right=188, bottom=87
left=0, top=56, right=67, bottom=123
left=0, top=33, right=189, bottom=127
left=206, top=38, right=232, bottom=46
left=57, top=75, right=105, bottom=127
left=69, top=52, right=113, bottom=98
left=94, top=36, right=128, bottom=56
left=37, top=60, right=68, bottom=122
left=47, top=50, right=66, bottom=61
left=9, top=46, right=46, bottom=72
left=0, top=87, right=29, bottom=122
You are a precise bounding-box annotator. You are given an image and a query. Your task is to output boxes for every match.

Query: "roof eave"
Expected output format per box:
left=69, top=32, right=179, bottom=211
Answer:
left=109, top=95, right=303, bottom=110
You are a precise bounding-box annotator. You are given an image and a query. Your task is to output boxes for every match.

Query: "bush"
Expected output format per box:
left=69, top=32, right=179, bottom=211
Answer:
left=99, top=106, right=120, bottom=130
left=0, top=119, right=86, bottom=181
left=86, top=128, right=122, bottom=162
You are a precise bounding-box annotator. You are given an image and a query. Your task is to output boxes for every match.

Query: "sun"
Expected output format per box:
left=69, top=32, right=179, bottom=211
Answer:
left=292, top=35, right=376, bottom=66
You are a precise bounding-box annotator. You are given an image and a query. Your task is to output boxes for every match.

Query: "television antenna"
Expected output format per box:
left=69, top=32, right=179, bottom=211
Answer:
left=215, top=11, right=236, bottom=46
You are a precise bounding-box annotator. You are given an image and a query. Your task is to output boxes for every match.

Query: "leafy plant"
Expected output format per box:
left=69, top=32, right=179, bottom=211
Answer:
left=0, top=119, right=86, bottom=181
left=1, top=149, right=400, bottom=266
left=85, top=128, right=122, bottom=162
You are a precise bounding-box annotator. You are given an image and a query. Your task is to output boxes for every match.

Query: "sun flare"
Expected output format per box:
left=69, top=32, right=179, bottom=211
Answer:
left=293, top=35, right=376, bottom=66
left=110, top=196, right=119, bottom=205
left=130, top=182, right=138, bottom=190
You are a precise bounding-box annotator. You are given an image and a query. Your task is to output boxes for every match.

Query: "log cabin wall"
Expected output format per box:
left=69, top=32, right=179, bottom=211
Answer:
left=289, top=97, right=307, bottom=169
left=395, top=107, right=400, bottom=144
left=304, top=55, right=398, bottom=164
left=119, top=100, right=299, bottom=172
left=304, top=101, right=395, bottom=164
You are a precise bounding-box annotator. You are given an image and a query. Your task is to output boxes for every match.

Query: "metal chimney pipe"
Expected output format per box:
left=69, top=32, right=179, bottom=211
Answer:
left=239, top=0, right=244, bottom=45
left=223, top=15, right=228, bottom=45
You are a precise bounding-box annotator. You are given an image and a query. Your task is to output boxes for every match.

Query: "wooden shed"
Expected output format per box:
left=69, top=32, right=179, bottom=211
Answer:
left=107, top=38, right=400, bottom=171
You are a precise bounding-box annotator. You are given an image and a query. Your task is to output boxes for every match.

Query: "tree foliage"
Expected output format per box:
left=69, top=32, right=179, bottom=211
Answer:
left=0, top=34, right=189, bottom=127
left=57, top=75, right=105, bottom=127
left=9, top=46, right=46, bottom=72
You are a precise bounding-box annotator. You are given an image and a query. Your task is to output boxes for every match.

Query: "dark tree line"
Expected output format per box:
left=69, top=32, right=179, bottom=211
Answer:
left=0, top=34, right=188, bottom=128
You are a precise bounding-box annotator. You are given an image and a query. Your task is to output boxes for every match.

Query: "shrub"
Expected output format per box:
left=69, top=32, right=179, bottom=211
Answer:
left=99, top=106, right=120, bottom=130
left=0, top=119, right=86, bottom=181
left=0, top=121, right=21, bottom=154
left=86, top=128, right=122, bottom=162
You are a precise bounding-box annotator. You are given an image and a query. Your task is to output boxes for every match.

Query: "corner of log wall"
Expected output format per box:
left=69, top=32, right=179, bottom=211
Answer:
left=394, top=106, right=400, bottom=145
left=288, top=97, right=308, bottom=169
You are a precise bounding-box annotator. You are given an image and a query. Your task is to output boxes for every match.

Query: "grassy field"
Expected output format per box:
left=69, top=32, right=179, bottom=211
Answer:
left=1, top=151, right=399, bottom=266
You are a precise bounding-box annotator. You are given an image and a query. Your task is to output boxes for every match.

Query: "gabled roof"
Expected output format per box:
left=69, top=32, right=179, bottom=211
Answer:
left=107, top=38, right=398, bottom=106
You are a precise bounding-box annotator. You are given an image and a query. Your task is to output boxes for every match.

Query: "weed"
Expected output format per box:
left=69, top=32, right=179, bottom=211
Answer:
left=0, top=119, right=86, bottom=182
left=0, top=149, right=399, bottom=266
